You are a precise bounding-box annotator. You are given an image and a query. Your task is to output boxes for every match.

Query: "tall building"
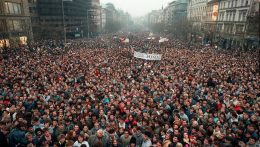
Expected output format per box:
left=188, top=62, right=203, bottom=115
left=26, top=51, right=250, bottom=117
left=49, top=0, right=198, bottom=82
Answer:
left=187, top=0, right=207, bottom=32
left=216, top=0, right=252, bottom=48
left=28, top=0, right=95, bottom=40
left=244, top=0, right=259, bottom=48
left=100, top=6, right=106, bottom=32
left=148, top=10, right=163, bottom=25
left=163, top=0, right=188, bottom=26
left=103, top=3, right=119, bottom=32
left=89, top=0, right=101, bottom=35
left=203, top=0, right=259, bottom=48
left=204, top=0, right=219, bottom=44
left=0, top=0, right=33, bottom=46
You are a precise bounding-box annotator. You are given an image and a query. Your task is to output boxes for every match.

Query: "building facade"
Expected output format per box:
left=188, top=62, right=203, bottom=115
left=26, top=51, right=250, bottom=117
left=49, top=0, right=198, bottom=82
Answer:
left=88, top=0, right=101, bottom=36
left=203, top=0, right=259, bottom=48
left=216, top=0, right=252, bottom=48
left=187, top=0, right=207, bottom=32
left=100, top=6, right=106, bottom=31
left=148, top=10, right=163, bottom=25
left=103, top=3, right=120, bottom=32
left=28, top=0, right=96, bottom=40
left=0, top=0, right=33, bottom=46
left=245, top=0, right=259, bottom=46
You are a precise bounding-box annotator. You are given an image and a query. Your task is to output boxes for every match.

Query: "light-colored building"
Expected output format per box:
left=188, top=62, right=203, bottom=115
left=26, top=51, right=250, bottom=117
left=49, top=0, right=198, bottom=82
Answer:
left=187, top=0, right=207, bottom=31
left=100, top=6, right=106, bottom=31
left=245, top=0, right=259, bottom=45
left=89, top=0, right=102, bottom=35
left=164, top=0, right=188, bottom=25
left=204, top=0, right=259, bottom=48
left=148, top=10, right=163, bottom=25
left=217, top=0, right=256, bottom=48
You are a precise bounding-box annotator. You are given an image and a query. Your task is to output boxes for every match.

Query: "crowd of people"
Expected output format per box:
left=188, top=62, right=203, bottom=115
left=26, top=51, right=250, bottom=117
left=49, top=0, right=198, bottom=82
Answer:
left=0, top=32, right=259, bottom=147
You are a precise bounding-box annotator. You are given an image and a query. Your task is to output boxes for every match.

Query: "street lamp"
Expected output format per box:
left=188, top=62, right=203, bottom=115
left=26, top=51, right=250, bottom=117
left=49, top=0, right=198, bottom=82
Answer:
left=61, top=0, right=73, bottom=43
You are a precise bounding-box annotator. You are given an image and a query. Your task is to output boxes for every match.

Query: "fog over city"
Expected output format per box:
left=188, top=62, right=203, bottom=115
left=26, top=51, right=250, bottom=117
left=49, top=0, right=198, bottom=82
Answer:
left=101, top=0, right=173, bottom=17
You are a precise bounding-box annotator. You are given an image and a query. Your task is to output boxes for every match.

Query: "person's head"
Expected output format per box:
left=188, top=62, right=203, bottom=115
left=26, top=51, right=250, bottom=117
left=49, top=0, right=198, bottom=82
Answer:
left=65, top=140, right=74, bottom=147
left=105, top=124, right=111, bottom=131
left=165, top=132, right=172, bottom=140
left=183, top=132, right=189, bottom=139
left=80, top=144, right=87, bottom=147
left=143, top=131, right=150, bottom=141
left=78, top=134, right=84, bottom=143
left=58, top=122, right=65, bottom=130
left=124, top=129, right=130, bottom=138
left=129, top=136, right=136, bottom=147
left=26, top=133, right=33, bottom=142
left=74, top=125, right=80, bottom=132
left=172, top=135, right=179, bottom=143
left=94, top=121, right=99, bottom=128
left=93, top=141, right=103, bottom=147
left=43, top=129, right=50, bottom=137
left=248, top=137, right=256, bottom=145
left=97, top=129, right=104, bottom=138
left=19, top=122, right=27, bottom=131
left=58, top=134, right=66, bottom=143
left=35, top=128, right=43, bottom=137
left=176, top=142, right=183, bottom=147
left=112, top=139, right=118, bottom=146
left=82, top=125, right=88, bottom=132
left=155, top=141, right=162, bottom=147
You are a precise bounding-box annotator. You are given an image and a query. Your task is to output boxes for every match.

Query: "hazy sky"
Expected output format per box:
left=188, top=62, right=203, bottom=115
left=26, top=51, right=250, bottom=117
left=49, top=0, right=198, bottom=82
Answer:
left=100, top=0, right=173, bottom=17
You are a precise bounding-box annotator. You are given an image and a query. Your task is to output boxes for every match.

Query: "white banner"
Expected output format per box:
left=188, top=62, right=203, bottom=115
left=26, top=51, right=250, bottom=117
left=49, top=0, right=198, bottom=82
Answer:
left=134, top=51, right=162, bottom=60
left=159, top=37, right=169, bottom=43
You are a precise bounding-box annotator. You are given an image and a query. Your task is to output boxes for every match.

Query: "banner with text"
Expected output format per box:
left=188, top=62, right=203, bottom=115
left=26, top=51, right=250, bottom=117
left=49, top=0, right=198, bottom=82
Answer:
left=134, top=51, right=162, bottom=60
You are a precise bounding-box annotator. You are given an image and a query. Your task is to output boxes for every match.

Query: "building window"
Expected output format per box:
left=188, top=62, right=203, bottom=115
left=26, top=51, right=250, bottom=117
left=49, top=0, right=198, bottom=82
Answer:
left=28, top=0, right=37, bottom=3
left=245, top=0, right=249, bottom=6
left=7, top=20, right=24, bottom=32
left=236, top=25, right=244, bottom=32
left=4, top=2, right=22, bottom=14
left=239, top=12, right=242, bottom=21
left=226, top=13, right=229, bottom=21
left=241, top=0, right=244, bottom=6
left=242, top=11, right=247, bottom=21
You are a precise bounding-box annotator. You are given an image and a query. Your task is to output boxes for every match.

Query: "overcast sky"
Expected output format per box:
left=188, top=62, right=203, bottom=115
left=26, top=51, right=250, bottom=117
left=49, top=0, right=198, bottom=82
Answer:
left=100, top=0, right=174, bottom=17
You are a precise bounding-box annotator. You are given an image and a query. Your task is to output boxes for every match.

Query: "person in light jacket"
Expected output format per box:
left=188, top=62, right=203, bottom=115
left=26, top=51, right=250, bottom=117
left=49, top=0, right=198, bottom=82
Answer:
left=73, top=134, right=90, bottom=147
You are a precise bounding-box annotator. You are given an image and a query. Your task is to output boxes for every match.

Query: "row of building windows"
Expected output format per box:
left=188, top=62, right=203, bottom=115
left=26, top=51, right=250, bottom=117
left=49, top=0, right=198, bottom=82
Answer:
left=218, top=10, right=247, bottom=22
left=217, top=24, right=244, bottom=33
left=4, top=2, right=22, bottom=15
left=190, top=6, right=207, bottom=15
left=219, top=0, right=250, bottom=9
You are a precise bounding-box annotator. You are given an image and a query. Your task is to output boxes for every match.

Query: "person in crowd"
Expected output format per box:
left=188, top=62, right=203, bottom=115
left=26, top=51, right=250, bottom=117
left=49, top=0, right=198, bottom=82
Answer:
left=0, top=32, right=259, bottom=147
left=88, top=129, right=108, bottom=146
left=73, top=134, right=90, bottom=147
left=120, top=129, right=132, bottom=147
left=141, top=131, right=152, bottom=147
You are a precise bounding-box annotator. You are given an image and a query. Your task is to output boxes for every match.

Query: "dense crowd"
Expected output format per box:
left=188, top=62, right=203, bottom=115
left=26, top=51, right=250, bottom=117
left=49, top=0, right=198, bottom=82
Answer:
left=0, top=32, right=259, bottom=147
